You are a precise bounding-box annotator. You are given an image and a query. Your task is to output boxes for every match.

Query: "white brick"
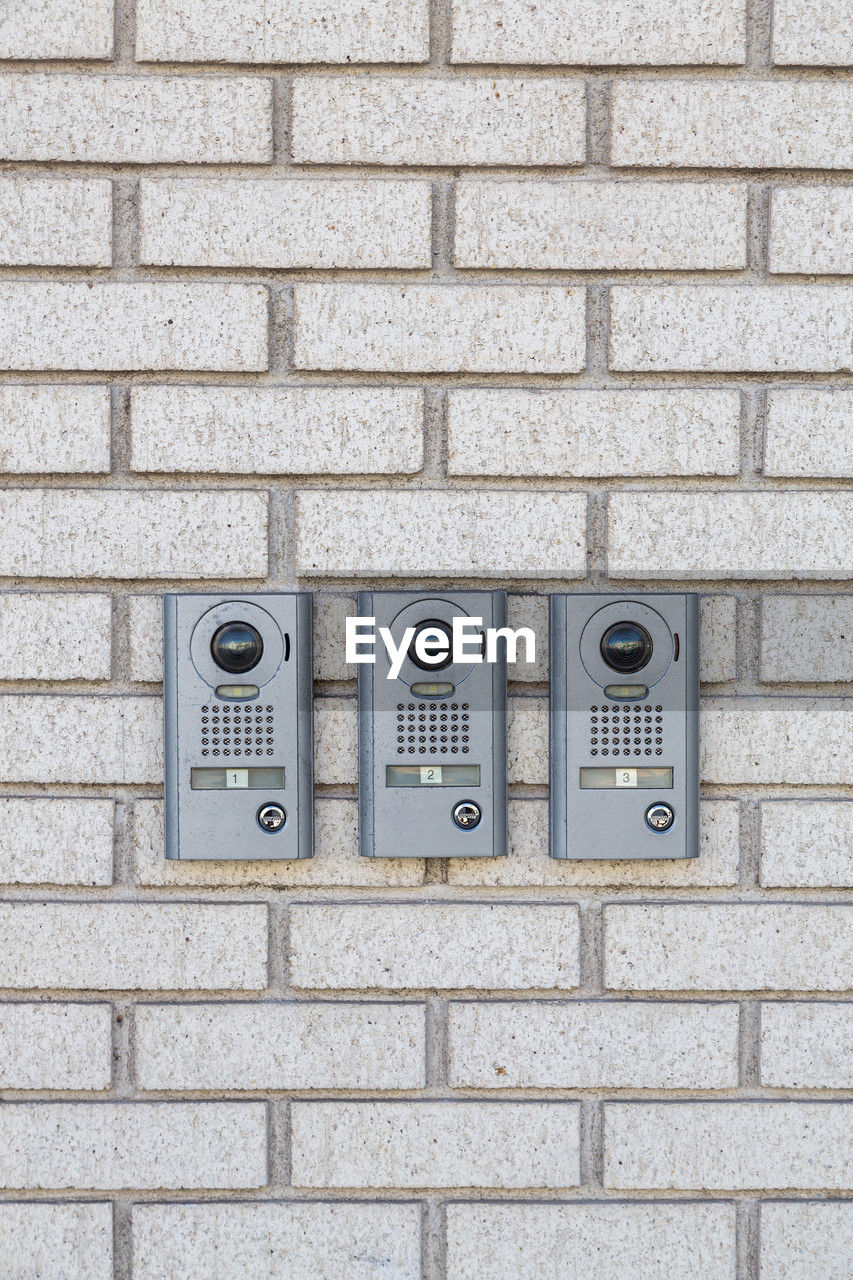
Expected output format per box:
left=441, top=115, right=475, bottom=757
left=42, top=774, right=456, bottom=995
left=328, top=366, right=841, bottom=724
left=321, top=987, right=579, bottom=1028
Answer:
left=290, top=904, right=580, bottom=990
left=608, top=494, right=851, bottom=578
left=0, top=75, right=271, bottom=163
left=761, top=801, right=853, bottom=888
left=611, top=81, right=853, bottom=169
left=133, top=798, right=424, bottom=889
left=448, top=1001, right=739, bottom=1088
left=0, top=178, right=111, bottom=266
left=314, top=698, right=357, bottom=784
left=605, top=1102, right=852, bottom=1189
left=761, top=1004, right=853, bottom=1088
left=765, top=390, right=853, bottom=478
left=773, top=0, right=853, bottom=65
left=140, top=179, right=431, bottom=268
left=313, top=594, right=358, bottom=681
left=0, top=387, right=110, bottom=474
left=701, top=698, right=850, bottom=784
left=0, top=697, right=159, bottom=784
left=136, top=1002, right=425, bottom=1090
left=295, top=491, right=586, bottom=577
left=0, top=1103, right=266, bottom=1190
left=701, top=596, right=737, bottom=683
left=604, top=904, right=853, bottom=992
left=448, top=798, right=740, bottom=888
left=760, top=1204, right=853, bottom=1280
left=455, top=181, right=747, bottom=269
left=294, top=285, right=585, bottom=373
left=450, top=0, right=745, bottom=64
left=291, top=1101, right=581, bottom=1188
left=448, top=389, right=740, bottom=477
left=446, top=1203, right=737, bottom=1280
left=761, top=596, right=853, bottom=681
left=769, top=188, right=853, bottom=274
left=610, top=286, right=852, bottom=372
left=0, top=491, right=268, bottom=578
left=0, top=594, right=111, bottom=680
left=0, top=903, right=267, bottom=990
left=137, top=0, right=429, bottom=63
left=0, top=284, right=267, bottom=372
left=128, top=596, right=163, bottom=683
left=131, top=387, right=424, bottom=474
left=0, top=798, right=113, bottom=886
left=0, top=1204, right=112, bottom=1280
left=0, top=1, right=113, bottom=59
left=0, top=1003, right=112, bottom=1089
left=292, top=77, right=585, bottom=165
left=133, top=1203, right=421, bottom=1280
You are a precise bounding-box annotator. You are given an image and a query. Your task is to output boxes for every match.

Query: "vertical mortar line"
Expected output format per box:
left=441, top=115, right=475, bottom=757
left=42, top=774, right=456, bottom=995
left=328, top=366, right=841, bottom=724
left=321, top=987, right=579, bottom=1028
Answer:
left=429, top=0, right=453, bottom=65
left=585, top=79, right=611, bottom=172
left=745, top=0, right=774, bottom=69
left=267, top=488, right=296, bottom=587
left=423, top=1200, right=448, bottom=1280
left=737, top=1200, right=761, bottom=1280
left=269, top=901, right=289, bottom=993
left=739, top=794, right=762, bottom=889
left=735, top=594, right=761, bottom=688
left=587, top=491, right=608, bottom=588
left=268, top=1099, right=292, bottom=1190
left=113, top=0, right=136, bottom=64
left=739, top=1000, right=761, bottom=1089
left=112, top=1200, right=133, bottom=1280
left=111, top=999, right=133, bottom=1096
left=112, top=797, right=135, bottom=888
left=580, top=1096, right=604, bottom=1189
left=425, top=996, right=449, bottom=1088
left=273, top=78, right=294, bottom=167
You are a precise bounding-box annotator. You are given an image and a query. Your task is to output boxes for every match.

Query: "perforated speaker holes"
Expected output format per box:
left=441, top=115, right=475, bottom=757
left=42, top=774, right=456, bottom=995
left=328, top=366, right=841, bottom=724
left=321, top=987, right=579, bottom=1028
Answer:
left=200, top=703, right=275, bottom=758
left=588, top=704, right=663, bottom=758
left=396, top=701, right=470, bottom=754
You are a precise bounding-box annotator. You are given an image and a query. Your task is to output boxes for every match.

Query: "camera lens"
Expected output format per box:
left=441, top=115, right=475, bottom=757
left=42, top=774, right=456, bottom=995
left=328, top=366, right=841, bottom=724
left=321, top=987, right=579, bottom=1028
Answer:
left=600, top=621, right=653, bottom=673
left=408, top=619, right=454, bottom=672
left=210, top=621, right=263, bottom=674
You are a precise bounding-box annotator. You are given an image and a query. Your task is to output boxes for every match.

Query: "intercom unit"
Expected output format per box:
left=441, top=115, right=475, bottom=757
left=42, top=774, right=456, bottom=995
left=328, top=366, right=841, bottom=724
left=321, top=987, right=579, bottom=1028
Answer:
left=550, top=593, right=699, bottom=860
left=163, top=592, right=313, bottom=860
left=357, top=591, right=507, bottom=859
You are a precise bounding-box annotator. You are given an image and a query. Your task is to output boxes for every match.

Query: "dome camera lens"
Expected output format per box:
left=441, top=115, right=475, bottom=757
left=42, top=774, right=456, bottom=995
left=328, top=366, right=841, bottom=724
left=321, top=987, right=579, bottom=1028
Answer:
left=408, top=619, right=454, bottom=672
left=210, top=621, right=264, bottom=674
left=600, top=621, right=653, bottom=674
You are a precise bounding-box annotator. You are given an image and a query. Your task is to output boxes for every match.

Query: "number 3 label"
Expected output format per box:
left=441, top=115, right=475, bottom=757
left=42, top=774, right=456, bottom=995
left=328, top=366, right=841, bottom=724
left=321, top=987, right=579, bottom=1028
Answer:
left=616, top=768, right=638, bottom=788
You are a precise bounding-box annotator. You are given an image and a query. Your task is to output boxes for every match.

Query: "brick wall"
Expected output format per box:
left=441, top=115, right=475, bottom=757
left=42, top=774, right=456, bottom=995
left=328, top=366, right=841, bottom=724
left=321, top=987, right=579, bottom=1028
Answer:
left=0, top=1, right=850, bottom=1277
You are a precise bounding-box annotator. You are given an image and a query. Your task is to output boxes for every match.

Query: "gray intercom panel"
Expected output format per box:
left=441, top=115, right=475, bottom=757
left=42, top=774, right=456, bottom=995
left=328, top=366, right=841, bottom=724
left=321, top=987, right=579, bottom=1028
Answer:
left=164, top=592, right=313, bottom=860
left=358, top=591, right=507, bottom=859
left=550, top=593, right=699, bottom=860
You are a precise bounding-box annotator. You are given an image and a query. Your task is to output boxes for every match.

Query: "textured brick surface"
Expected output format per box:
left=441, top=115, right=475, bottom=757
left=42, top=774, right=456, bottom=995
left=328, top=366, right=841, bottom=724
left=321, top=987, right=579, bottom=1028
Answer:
left=0, top=696, right=160, bottom=783
left=132, top=1203, right=422, bottom=1280
left=0, top=797, right=113, bottom=886
left=448, top=1001, right=739, bottom=1088
left=604, top=904, right=853, bottom=991
left=291, top=1101, right=581, bottom=1188
left=455, top=181, right=746, bottom=269
left=605, top=1102, right=853, bottom=1189
left=761, top=1003, right=853, bottom=1088
left=0, top=387, right=111, bottom=474
left=0, top=1103, right=267, bottom=1190
left=131, top=387, right=424, bottom=474
left=290, top=904, right=581, bottom=990
left=0, top=1, right=113, bottom=59
left=0, top=593, right=111, bottom=679
left=760, top=800, right=853, bottom=888
left=136, top=1002, right=426, bottom=1089
left=294, top=285, right=585, bottom=373
left=0, top=178, right=111, bottom=266
left=137, top=0, right=429, bottom=63
left=140, top=179, right=431, bottom=268
left=761, top=596, right=853, bottom=681
left=450, top=0, right=745, bottom=65
left=764, top=390, right=853, bottom=478
left=759, top=1204, right=853, bottom=1280
left=446, top=1203, right=737, bottom=1280
left=0, top=284, right=268, bottom=372
left=0, top=75, right=272, bottom=163
left=701, top=698, right=850, bottom=784
left=0, top=491, right=268, bottom=578
left=295, top=491, right=586, bottom=576
left=0, top=1003, right=112, bottom=1089
left=0, top=903, right=267, bottom=990
left=448, top=388, right=740, bottom=476
left=611, top=82, right=853, bottom=168
left=773, top=0, right=853, bottom=65
left=608, top=494, right=851, bottom=578
left=0, top=1204, right=112, bottom=1280
left=292, top=78, right=586, bottom=165
left=610, top=286, right=852, bottom=372
left=769, top=188, right=853, bottom=274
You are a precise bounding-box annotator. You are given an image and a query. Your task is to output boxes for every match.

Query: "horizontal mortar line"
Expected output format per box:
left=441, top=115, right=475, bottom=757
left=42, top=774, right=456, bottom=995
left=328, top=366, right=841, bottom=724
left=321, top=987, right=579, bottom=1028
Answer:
left=7, top=267, right=853, bottom=283
left=5, top=1087, right=851, bottom=1103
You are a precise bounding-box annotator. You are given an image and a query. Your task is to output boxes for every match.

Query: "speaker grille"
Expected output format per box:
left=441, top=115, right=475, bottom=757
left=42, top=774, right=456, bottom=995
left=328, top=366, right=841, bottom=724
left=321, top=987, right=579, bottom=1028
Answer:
left=199, top=703, right=275, bottom=758
left=588, top=704, right=663, bottom=758
left=396, top=701, right=470, bottom=755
